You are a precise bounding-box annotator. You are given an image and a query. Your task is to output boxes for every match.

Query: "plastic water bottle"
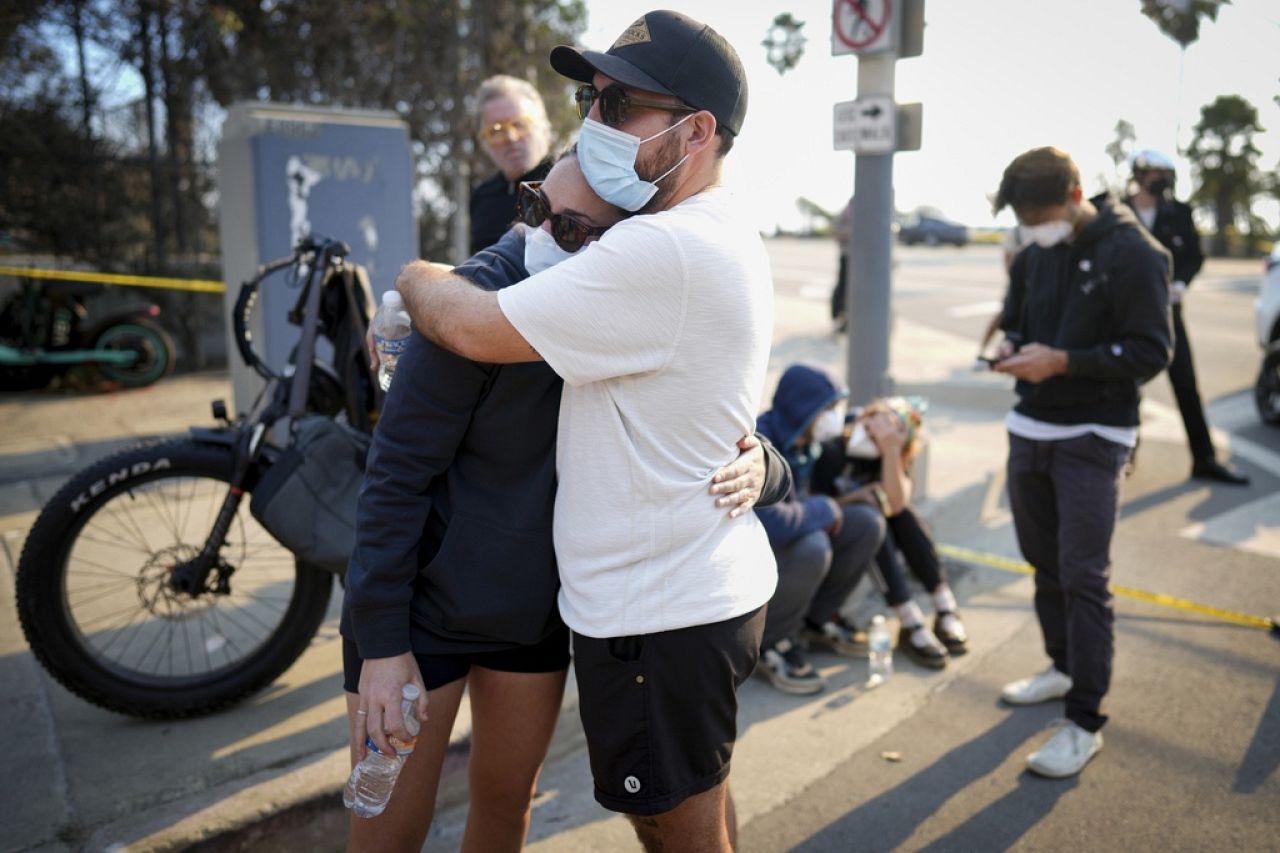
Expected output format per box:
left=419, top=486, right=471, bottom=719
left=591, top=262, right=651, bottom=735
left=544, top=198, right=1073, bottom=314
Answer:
left=344, top=683, right=422, bottom=818
left=867, top=614, right=893, bottom=687
left=372, top=290, right=411, bottom=391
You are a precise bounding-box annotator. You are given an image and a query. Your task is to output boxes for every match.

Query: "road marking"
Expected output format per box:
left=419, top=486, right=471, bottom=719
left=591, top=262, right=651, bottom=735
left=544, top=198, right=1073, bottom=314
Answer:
left=939, top=544, right=1278, bottom=633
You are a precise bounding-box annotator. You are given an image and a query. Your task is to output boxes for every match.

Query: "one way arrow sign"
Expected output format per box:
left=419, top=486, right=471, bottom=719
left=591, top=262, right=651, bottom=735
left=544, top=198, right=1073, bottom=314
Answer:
left=833, top=95, right=895, bottom=154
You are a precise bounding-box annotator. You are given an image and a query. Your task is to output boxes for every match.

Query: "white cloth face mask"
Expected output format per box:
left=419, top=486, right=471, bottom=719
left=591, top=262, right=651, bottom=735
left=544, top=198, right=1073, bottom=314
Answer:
left=812, top=407, right=845, bottom=443
left=523, top=225, right=579, bottom=275
left=576, top=115, right=692, bottom=212
left=845, top=422, right=881, bottom=459
left=1023, top=220, right=1073, bottom=248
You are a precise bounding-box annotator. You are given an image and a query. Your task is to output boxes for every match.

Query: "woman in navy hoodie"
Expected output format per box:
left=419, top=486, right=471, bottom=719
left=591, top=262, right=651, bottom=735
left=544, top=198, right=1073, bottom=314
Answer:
left=753, top=363, right=886, bottom=695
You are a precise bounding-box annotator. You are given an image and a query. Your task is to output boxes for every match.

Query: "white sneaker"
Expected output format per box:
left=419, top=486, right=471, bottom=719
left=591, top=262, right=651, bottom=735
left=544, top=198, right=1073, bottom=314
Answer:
left=1026, top=722, right=1103, bottom=778
left=1001, top=665, right=1072, bottom=705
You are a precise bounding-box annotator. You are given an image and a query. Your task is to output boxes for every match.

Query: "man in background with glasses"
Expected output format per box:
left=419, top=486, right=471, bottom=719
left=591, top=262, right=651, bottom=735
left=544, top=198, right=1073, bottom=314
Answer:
left=469, top=75, right=554, bottom=255
left=394, top=10, right=774, bottom=851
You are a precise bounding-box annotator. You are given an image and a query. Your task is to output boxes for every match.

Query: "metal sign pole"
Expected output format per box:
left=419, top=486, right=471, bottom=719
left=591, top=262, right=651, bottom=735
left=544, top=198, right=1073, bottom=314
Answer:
left=846, top=52, right=897, bottom=404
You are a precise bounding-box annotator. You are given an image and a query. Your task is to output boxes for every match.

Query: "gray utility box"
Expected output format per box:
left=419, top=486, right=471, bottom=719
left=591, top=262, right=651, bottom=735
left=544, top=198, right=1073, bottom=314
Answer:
left=217, top=102, right=416, bottom=414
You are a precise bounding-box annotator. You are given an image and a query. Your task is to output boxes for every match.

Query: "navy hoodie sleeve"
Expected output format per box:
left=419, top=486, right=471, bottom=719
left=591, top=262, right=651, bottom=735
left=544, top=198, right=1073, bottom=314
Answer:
left=755, top=434, right=793, bottom=508
left=345, top=230, right=527, bottom=659
left=1066, top=240, right=1172, bottom=384
left=757, top=493, right=839, bottom=549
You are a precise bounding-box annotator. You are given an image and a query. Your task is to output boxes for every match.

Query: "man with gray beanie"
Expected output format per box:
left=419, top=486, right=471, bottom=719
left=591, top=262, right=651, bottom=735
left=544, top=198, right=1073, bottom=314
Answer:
left=392, top=10, right=771, bottom=851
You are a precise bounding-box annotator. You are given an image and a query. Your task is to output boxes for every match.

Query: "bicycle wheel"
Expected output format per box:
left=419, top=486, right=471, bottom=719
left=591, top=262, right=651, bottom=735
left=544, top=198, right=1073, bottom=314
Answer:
left=16, top=438, right=334, bottom=718
left=95, top=318, right=175, bottom=387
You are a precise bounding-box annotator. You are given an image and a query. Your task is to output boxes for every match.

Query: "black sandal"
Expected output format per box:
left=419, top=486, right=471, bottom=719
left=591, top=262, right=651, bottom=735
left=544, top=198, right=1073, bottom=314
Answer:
left=897, top=624, right=948, bottom=669
left=933, top=611, right=969, bottom=656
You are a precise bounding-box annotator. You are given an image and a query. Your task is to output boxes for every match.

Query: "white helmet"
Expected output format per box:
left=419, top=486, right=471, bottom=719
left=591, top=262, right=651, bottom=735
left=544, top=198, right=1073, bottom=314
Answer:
left=1131, top=148, right=1175, bottom=172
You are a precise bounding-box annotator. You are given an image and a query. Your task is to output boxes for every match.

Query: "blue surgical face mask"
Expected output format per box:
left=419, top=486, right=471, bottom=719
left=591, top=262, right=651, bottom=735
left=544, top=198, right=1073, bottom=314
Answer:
left=523, top=225, right=579, bottom=275
left=576, top=115, right=693, bottom=212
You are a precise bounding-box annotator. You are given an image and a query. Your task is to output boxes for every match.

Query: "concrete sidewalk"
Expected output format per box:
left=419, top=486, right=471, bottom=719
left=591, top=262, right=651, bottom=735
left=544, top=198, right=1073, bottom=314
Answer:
left=0, top=288, right=1029, bottom=852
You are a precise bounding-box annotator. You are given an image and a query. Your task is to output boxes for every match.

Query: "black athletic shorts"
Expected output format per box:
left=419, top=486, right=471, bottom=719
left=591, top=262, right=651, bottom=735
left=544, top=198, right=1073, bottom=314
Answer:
left=572, top=605, right=766, bottom=816
left=342, top=625, right=571, bottom=693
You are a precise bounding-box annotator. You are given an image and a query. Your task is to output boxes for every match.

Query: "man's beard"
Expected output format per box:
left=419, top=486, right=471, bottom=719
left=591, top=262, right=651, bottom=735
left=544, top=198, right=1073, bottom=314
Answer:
left=635, top=129, right=686, bottom=215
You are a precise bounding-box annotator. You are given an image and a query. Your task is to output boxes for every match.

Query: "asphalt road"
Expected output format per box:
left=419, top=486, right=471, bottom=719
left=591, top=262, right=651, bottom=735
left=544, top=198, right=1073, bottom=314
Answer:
left=744, top=240, right=1280, bottom=852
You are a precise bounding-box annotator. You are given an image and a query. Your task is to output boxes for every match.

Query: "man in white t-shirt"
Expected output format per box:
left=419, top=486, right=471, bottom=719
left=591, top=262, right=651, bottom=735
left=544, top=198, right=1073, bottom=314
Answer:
left=392, top=11, right=773, bottom=851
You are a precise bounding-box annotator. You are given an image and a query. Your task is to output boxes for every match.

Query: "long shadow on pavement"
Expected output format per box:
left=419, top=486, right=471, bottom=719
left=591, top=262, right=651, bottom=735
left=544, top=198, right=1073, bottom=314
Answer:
left=1234, top=668, right=1280, bottom=794
left=790, top=709, right=1061, bottom=853
left=917, top=772, right=1078, bottom=853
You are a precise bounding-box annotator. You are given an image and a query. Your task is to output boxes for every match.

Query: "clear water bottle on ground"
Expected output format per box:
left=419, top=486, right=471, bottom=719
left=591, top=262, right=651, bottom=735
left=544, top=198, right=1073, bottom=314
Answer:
left=344, top=683, right=422, bottom=818
left=867, top=614, right=893, bottom=687
left=372, top=290, right=411, bottom=391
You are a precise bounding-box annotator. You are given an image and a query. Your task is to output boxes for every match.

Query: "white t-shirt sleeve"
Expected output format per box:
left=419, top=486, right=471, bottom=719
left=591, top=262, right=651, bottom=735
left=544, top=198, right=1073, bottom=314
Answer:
left=497, top=217, right=688, bottom=387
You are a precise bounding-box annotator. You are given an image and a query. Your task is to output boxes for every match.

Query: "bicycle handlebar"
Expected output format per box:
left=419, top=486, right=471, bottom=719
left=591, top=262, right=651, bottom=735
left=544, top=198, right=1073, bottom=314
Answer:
left=231, top=236, right=352, bottom=380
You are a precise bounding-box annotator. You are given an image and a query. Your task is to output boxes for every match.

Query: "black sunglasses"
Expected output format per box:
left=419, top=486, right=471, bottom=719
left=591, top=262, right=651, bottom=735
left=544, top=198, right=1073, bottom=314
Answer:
left=517, top=181, right=610, bottom=253
left=574, top=83, right=696, bottom=127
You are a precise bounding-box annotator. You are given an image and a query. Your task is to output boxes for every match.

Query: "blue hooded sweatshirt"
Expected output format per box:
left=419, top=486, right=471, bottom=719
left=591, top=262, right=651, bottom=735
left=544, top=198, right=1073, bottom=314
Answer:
left=755, top=363, right=847, bottom=549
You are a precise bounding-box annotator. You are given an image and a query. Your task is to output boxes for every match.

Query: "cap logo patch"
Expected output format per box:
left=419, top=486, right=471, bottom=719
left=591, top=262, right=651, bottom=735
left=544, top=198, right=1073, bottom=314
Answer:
left=613, top=18, right=652, bottom=49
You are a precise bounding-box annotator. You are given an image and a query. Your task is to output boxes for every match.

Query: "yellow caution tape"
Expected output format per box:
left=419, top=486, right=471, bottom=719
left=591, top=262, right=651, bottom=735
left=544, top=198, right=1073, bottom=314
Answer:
left=0, top=264, right=224, bottom=294
left=938, top=543, right=1276, bottom=632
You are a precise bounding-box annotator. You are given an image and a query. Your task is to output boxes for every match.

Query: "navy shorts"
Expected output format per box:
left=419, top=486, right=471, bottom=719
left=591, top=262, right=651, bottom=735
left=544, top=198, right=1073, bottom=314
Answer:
left=572, top=606, right=766, bottom=816
left=342, top=625, right=571, bottom=693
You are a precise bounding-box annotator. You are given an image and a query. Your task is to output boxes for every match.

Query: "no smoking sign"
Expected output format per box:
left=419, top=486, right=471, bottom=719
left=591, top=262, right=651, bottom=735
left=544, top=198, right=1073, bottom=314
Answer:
left=831, top=0, right=898, bottom=56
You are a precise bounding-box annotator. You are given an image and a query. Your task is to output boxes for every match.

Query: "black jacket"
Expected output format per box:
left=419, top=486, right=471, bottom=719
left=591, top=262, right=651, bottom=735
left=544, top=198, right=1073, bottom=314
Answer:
left=1001, top=194, right=1173, bottom=427
left=343, top=229, right=564, bottom=656
left=1123, top=195, right=1204, bottom=286
left=468, top=159, right=552, bottom=255
left=343, top=228, right=793, bottom=657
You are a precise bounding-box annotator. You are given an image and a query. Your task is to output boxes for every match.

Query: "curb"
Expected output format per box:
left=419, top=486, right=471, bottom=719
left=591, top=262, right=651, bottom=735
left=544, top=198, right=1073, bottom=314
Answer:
left=99, top=443, right=1001, bottom=852
left=85, top=688, right=586, bottom=853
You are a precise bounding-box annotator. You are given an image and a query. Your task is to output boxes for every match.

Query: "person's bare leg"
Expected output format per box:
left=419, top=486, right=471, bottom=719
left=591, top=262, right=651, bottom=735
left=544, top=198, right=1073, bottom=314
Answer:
left=346, top=678, right=467, bottom=853
left=460, top=667, right=568, bottom=853
left=629, top=779, right=732, bottom=853
left=724, top=781, right=737, bottom=851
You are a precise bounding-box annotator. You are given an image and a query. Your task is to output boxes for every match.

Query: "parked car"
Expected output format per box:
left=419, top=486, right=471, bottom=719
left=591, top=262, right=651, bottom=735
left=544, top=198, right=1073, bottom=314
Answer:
left=1253, top=243, right=1280, bottom=425
left=897, top=213, right=968, bottom=247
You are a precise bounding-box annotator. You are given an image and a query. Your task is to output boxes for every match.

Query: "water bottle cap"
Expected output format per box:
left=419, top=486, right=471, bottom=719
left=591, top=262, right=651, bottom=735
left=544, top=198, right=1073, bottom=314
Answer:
left=871, top=614, right=886, bottom=626
left=381, top=290, right=403, bottom=308
left=401, top=683, right=421, bottom=701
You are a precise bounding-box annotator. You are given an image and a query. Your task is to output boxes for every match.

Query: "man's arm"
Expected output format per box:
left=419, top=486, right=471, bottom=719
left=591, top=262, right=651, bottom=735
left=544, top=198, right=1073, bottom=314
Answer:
left=395, top=259, right=542, bottom=364
left=1171, top=202, right=1204, bottom=287
left=999, top=249, right=1028, bottom=334
left=1064, top=245, right=1172, bottom=384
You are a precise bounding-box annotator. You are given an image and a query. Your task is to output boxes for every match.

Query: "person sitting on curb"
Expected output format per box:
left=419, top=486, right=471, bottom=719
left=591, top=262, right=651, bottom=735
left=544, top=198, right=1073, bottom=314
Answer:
left=753, top=363, right=887, bottom=695
left=813, top=397, right=968, bottom=671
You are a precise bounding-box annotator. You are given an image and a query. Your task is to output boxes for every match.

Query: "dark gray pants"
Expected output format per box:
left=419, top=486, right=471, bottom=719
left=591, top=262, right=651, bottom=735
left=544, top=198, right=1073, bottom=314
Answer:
left=1007, top=432, right=1130, bottom=732
left=1168, top=304, right=1215, bottom=464
left=763, top=504, right=886, bottom=649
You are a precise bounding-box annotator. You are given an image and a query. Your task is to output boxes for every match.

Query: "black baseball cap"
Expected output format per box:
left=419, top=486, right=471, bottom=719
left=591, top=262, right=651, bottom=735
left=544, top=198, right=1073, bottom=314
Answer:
left=550, top=10, right=748, bottom=136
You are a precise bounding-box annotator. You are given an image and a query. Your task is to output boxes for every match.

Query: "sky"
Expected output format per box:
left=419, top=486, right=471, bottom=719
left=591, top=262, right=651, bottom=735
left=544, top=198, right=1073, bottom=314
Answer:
left=577, top=0, right=1280, bottom=232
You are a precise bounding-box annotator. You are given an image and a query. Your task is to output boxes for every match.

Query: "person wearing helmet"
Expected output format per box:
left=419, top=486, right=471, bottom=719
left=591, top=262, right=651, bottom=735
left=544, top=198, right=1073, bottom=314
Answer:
left=1125, top=149, right=1249, bottom=485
